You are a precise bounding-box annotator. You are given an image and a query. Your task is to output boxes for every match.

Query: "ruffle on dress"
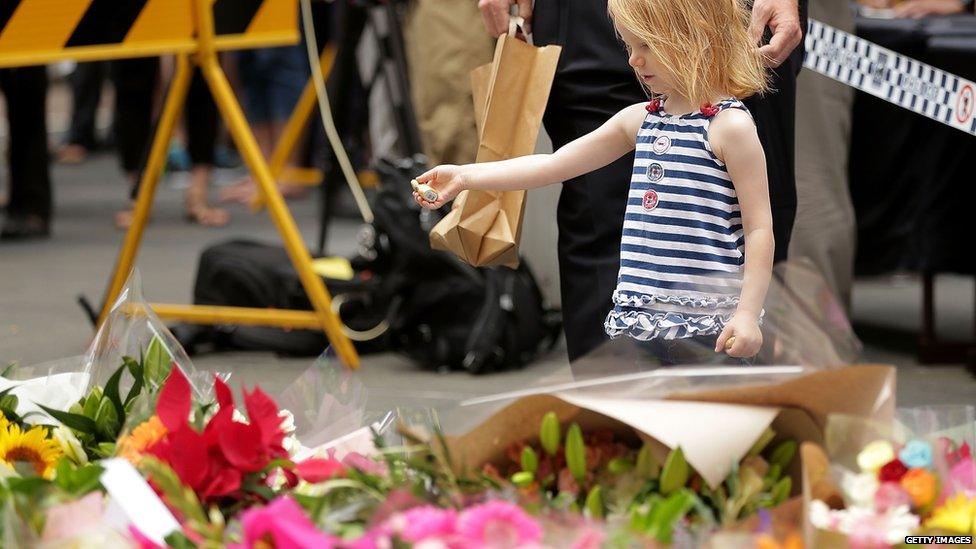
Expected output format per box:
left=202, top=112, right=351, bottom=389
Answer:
left=604, top=307, right=733, bottom=341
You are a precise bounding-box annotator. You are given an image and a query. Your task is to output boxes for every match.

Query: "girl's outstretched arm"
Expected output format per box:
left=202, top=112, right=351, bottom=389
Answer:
left=708, top=109, right=774, bottom=358
left=412, top=103, right=646, bottom=209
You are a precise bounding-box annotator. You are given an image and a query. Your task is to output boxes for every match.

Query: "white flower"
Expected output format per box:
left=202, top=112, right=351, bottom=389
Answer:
left=53, top=425, right=88, bottom=465
left=278, top=409, right=296, bottom=435
left=232, top=408, right=248, bottom=424
left=840, top=470, right=879, bottom=507
left=808, top=499, right=919, bottom=545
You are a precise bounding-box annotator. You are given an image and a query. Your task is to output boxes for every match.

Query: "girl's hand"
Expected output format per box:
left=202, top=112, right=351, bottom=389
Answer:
left=715, top=314, right=763, bottom=358
left=413, top=165, right=467, bottom=210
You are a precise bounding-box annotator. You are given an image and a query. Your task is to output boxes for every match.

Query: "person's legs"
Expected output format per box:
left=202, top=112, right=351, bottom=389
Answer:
left=59, top=61, right=106, bottom=163
left=742, top=1, right=808, bottom=263
left=184, top=68, right=228, bottom=226
left=534, top=0, right=648, bottom=362
left=789, top=0, right=855, bottom=309
left=1, top=67, right=52, bottom=240
left=111, top=57, right=160, bottom=229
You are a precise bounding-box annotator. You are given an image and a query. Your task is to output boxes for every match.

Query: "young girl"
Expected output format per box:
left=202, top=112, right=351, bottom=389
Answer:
left=413, top=0, right=773, bottom=361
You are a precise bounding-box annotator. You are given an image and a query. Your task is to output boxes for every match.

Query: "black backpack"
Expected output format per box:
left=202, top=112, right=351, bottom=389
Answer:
left=179, top=165, right=561, bottom=373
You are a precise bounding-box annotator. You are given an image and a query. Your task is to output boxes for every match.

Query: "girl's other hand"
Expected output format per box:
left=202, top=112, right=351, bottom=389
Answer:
left=413, top=165, right=467, bottom=210
left=715, top=314, right=763, bottom=358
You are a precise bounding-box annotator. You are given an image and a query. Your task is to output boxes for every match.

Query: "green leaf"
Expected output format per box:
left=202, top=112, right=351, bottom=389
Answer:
left=37, top=405, right=97, bottom=434
left=163, top=531, right=197, bottom=549
left=143, top=336, right=173, bottom=388
left=768, top=441, right=796, bottom=470
left=636, top=443, right=660, bottom=479
left=747, top=428, right=776, bottom=457
left=103, top=364, right=126, bottom=425
left=565, top=423, right=586, bottom=484
left=54, top=460, right=105, bottom=495
left=1, top=362, right=17, bottom=378
left=585, top=485, right=604, bottom=519
left=93, top=398, right=120, bottom=440
left=124, top=360, right=145, bottom=405
left=540, top=412, right=560, bottom=457
left=647, top=489, right=696, bottom=543
left=95, top=442, right=116, bottom=458
left=771, top=477, right=792, bottom=505
left=0, top=394, right=18, bottom=413
left=659, top=447, right=690, bottom=495
left=608, top=457, right=634, bottom=475
left=82, top=392, right=100, bottom=419
left=521, top=446, right=539, bottom=474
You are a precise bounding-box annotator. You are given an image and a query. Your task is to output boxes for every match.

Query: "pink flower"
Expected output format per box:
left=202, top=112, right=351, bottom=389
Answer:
left=343, top=451, right=388, bottom=476
left=41, top=492, right=105, bottom=543
left=456, top=501, right=543, bottom=548
left=396, top=506, right=458, bottom=543
left=129, top=526, right=165, bottom=549
left=236, top=496, right=338, bottom=549
left=570, top=525, right=606, bottom=549
left=875, top=482, right=912, bottom=513
left=294, top=457, right=346, bottom=483
left=949, top=457, right=976, bottom=492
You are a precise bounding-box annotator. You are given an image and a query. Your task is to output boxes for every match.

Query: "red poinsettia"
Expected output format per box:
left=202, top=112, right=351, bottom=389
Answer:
left=146, top=368, right=291, bottom=503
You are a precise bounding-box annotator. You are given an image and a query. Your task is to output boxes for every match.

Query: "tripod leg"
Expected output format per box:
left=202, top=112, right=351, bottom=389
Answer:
left=98, top=55, right=193, bottom=326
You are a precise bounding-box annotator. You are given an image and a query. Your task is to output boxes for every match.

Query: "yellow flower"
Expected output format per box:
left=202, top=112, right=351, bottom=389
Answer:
left=0, top=423, right=63, bottom=479
left=116, top=416, right=167, bottom=465
left=925, top=494, right=976, bottom=534
left=0, top=411, right=10, bottom=431
left=857, top=440, right=895, bottom=474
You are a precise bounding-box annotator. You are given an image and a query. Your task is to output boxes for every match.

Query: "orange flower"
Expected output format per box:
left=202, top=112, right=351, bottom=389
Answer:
left=757, top=533, right=803, bottom=549
left=900, top=468, right=938, bottom=508
left=116, top=416, right=167, bottom=465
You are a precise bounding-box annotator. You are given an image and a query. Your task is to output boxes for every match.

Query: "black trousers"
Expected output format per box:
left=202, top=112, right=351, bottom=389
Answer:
left=1, top=67, right=51, bottom=220
left=112, top=58, right=218, bottom=190
left=533, top=0, right=806, bottom=362
left=66, top=61, right=106, bottom=149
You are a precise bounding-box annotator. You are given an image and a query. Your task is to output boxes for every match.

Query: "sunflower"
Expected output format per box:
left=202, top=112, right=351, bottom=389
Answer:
left=117, top=415, right=167, bottom=465
left=0, top=423, right=63, bottom=478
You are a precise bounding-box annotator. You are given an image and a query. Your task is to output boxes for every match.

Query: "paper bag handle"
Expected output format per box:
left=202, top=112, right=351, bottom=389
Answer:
left=508, top=15, right=527, bottom=38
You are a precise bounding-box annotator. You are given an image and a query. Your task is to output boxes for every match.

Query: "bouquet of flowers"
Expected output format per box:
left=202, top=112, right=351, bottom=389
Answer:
left=808, top=409, right=976, bottom=547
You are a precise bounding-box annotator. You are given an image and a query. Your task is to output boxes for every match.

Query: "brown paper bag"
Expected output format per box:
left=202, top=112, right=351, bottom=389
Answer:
left=429, top=28, right=561, bottom=268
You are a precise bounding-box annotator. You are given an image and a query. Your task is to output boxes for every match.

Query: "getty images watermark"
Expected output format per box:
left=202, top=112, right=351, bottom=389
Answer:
left=904, top=536, right=973, bottom=544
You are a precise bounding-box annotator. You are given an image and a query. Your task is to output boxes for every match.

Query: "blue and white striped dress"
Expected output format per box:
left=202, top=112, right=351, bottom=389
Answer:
left=604, top=98, right=751, bottom=341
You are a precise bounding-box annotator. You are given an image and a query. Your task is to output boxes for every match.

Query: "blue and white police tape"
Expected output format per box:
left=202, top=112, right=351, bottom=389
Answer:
left=804, top=19, right=976, bottom=137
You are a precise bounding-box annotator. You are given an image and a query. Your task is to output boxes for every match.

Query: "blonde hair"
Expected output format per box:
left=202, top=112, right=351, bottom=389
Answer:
left=608, top=0, right=769, bottom=105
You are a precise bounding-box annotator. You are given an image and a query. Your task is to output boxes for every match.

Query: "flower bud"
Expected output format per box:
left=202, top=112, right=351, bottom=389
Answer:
left=565, top=423, right=586, bottom=483
left=540, top=412, right=560, bottom=457
left=521, top=446, right=539, bottom=474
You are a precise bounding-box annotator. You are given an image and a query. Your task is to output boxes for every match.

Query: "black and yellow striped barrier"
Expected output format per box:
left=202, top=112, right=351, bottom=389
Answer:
left=0, top=0, right=360, bottom=369
left=0, top=0, right=298, bottom=67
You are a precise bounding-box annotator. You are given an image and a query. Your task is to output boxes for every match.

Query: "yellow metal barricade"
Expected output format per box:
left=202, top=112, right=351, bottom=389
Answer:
left=0, top=0, right=360, bottom=369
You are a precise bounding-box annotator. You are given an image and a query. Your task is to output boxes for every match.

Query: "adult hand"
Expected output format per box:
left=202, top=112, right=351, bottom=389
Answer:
left=894, top=0, right=965, bottom=18
left=477, top=0, right=533, bottom=37
left=749, top=0, right=803, bottom=68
